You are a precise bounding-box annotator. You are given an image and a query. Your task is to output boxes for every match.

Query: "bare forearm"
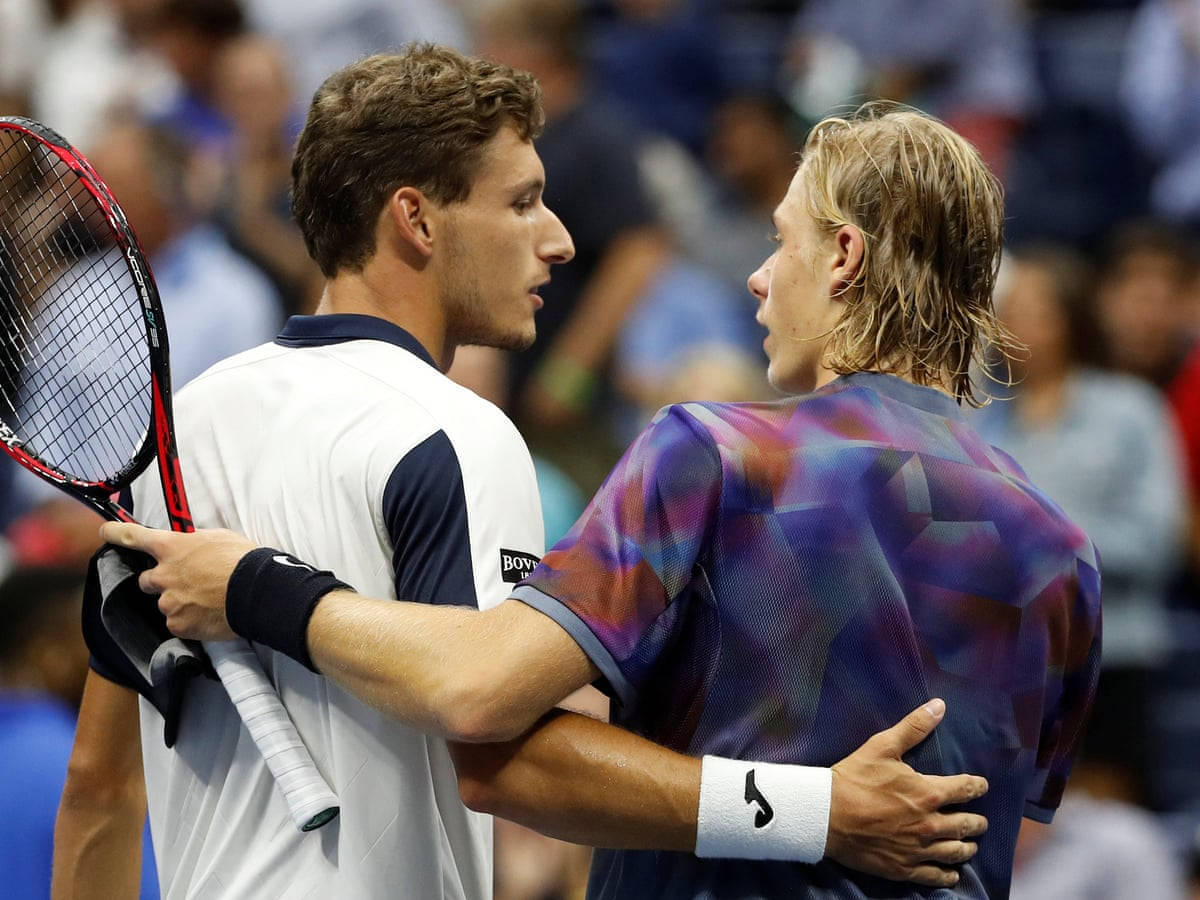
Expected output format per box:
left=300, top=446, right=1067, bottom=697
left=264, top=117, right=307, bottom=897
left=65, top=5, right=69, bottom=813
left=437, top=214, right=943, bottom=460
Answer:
left=547, top=227, right=670, bottom=371
left=307, top=593, right=597, bottom=743
left=53, top=787, right=146, bottom=900
left=52, top=673, right=146, bottom=900
left=451, top=709, right=699, bottom=850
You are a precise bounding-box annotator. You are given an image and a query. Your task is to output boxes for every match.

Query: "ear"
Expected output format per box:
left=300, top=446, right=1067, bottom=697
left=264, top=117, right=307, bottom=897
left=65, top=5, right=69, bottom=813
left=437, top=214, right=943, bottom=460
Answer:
left=384, top=186, right=435, bottom=258
left=829, top=224, right=865, bottom=299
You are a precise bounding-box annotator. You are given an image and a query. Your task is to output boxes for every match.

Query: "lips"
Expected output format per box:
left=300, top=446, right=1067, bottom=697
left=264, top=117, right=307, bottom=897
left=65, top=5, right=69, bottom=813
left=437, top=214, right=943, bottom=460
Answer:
left=529, top=278, right=549, bottom=309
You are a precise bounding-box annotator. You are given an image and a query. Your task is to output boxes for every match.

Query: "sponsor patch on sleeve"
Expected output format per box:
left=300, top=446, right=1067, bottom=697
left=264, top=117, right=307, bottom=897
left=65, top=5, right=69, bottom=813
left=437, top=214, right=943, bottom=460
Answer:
left=499, top=548, right=540, bottom=583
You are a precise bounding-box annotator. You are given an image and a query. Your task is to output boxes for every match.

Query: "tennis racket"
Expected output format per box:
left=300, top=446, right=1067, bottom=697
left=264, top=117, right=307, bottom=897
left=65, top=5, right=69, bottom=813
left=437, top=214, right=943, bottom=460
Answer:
left=0, top=116, right=338, bottom=832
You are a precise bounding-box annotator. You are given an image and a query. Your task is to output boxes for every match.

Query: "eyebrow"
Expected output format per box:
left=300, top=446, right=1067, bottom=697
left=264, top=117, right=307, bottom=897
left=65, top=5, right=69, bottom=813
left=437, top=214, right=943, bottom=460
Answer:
left=511, top=177, right=544, bottom=198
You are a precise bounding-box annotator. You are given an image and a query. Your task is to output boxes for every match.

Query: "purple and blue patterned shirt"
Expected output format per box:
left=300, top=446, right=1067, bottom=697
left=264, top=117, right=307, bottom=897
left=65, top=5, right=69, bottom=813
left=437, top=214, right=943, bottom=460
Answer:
left=514, top=372, right=1101, bottom=899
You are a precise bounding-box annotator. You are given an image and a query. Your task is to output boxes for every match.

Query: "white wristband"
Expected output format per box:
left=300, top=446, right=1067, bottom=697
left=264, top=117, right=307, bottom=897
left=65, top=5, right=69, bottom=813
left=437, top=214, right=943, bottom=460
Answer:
left=694, top=755, right=831, bottom=862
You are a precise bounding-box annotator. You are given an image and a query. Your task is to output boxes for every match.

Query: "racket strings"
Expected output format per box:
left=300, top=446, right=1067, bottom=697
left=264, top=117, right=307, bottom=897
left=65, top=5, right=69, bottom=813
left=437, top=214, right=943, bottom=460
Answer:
left=0, top=128, right=153, bottom=485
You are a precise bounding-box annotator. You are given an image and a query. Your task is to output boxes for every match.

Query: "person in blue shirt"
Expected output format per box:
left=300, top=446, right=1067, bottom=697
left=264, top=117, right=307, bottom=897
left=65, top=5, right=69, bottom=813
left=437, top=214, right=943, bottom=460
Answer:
left=0, top=566, right=157, bottom=899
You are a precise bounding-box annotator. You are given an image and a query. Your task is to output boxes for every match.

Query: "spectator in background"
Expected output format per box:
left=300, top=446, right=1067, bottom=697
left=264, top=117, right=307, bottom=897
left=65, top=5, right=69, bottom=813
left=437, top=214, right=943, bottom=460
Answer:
left=1096, top=221, right=1200, bottom=578
left=142, top=0, right=245, bottom=149
left=585, top=0, right=723, bottom=156
left=0, top=0, right=49, bottom=115
left=612, top=92, right=810, bottom=429
left=0, top=566, right=157, bottom=898
left=241, top=0, right=467, bottom=110
left=648, top=93, right=801, bottom=304
left=1122, top=0, right=1200, bottom=225
left=1002, top=0, right=1150, bottom=248
left=477, top=0, right=673, bottom=487
left=788, top=0, right=1037, bottom=178
left=86, top=120, right=282, bottom=388
left=612, top=94, right=790, bottom=436
left=209, top=34, right=320, bottom=314
left=26, top=0, right=177, bottom=152
left=975, top=244, right=1186, bottom=804
left=5, top=120, right=282, bottom=566
left=1009, top=786, right=1187, bottom=899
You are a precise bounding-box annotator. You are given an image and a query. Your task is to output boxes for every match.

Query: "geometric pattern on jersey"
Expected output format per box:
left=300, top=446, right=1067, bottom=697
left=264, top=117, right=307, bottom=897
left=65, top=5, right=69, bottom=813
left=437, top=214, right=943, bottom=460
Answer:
left=131, top=314, right=545, bottom=899
left=515, top=372, right=1102, bottom=900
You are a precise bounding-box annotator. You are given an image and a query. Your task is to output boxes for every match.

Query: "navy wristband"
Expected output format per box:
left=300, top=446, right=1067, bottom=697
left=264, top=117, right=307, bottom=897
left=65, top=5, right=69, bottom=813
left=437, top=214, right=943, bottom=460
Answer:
left=226, top=547, right=353, bottom=672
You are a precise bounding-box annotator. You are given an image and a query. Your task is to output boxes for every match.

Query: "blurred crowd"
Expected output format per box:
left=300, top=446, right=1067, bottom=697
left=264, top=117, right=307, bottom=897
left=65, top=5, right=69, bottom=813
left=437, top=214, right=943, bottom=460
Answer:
left=1, top=0, right=1199, bottom=897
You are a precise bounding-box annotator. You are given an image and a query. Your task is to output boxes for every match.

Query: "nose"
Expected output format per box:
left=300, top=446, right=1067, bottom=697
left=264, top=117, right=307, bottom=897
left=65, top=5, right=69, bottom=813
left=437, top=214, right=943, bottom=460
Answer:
left=747, top=254, right=773, bottom=303
left=540, top=206, right=575, bottom=265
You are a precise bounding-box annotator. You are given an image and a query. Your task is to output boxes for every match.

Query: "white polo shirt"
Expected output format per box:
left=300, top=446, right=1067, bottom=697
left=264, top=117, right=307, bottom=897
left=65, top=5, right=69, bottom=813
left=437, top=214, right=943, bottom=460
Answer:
left=130, top=314, right=544, bottom=899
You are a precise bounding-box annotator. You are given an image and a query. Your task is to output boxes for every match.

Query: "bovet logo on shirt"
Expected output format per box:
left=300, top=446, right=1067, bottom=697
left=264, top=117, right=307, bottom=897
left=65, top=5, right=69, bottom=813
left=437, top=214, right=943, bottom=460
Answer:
left=499, top=549, right=540, bottom=583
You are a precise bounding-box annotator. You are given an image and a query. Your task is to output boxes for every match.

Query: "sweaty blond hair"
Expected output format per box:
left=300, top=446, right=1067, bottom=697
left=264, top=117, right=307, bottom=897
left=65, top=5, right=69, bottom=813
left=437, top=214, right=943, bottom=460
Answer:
left=800, top=103, right=1017, bottom=405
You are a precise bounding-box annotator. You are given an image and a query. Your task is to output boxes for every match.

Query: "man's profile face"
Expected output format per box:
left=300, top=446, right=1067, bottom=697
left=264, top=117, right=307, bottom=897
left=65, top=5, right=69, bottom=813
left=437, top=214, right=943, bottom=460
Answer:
left=747, top=166, right=841, bottom=393
left=435, top=126, right=574, bottom=351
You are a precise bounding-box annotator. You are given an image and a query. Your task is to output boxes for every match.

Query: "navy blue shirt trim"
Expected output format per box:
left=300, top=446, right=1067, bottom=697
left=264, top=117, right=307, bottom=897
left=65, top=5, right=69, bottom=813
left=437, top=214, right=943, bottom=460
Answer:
left=275, top=314, right=438, bottom=369
left=511, top=584, right=634, bottom=706
left=383, top=431, right=478, bottom=607
left=1023, top=800, right=1056, bottom=824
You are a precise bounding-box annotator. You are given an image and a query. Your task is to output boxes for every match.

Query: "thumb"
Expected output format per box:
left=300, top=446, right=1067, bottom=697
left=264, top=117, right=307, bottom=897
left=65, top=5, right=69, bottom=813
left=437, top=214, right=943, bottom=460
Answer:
left=871, top=698, right=946, bottom=758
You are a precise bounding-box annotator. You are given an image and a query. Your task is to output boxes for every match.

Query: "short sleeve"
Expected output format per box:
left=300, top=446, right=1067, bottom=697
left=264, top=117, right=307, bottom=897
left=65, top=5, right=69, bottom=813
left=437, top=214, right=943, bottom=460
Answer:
left=1024, top=543, right=1103, bottom=822
left=513, top=405, right=721, bottom=707
left=383, top=431, right=478, bottom=608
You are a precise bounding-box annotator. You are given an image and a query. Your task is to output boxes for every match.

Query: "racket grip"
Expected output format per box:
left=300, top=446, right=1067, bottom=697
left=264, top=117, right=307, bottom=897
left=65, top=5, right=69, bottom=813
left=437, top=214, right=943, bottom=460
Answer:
left=204, top=640, right=340, bottom=832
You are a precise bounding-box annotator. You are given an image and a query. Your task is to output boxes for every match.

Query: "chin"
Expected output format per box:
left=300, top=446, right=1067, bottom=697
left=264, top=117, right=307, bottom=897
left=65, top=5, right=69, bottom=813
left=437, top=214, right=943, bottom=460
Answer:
left=479, top=327, right=536, bottom=353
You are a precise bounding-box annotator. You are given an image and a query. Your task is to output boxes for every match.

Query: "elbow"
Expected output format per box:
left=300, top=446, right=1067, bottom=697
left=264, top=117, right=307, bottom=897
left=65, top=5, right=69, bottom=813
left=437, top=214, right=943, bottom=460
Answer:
left=60, top=758, right=145, bottom=814
left=436, top=673, right=533, bottom=744
left=440, top=697, right=530, bottom=745
left=456, top=768, right=502, bottom=815
left=449, top=741, right=511, bottom=816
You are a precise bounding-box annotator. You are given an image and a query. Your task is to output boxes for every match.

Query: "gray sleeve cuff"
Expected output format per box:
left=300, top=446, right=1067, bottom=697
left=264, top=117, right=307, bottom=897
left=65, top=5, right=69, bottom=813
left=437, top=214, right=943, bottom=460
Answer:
left=510, top=584, right=635, bottom=708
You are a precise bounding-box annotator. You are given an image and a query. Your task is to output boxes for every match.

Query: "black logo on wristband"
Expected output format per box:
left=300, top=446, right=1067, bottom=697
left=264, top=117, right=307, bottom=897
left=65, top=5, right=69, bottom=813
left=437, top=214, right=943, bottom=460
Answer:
left=745, top=770, right=774, bottom=828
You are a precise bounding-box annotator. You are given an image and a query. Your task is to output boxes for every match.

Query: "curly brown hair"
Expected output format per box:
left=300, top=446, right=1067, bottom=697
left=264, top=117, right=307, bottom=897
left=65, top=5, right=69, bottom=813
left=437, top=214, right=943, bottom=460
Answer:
left=800, top=103, right=1019, bottom=405
left=291, top=44, right=544, bottom=277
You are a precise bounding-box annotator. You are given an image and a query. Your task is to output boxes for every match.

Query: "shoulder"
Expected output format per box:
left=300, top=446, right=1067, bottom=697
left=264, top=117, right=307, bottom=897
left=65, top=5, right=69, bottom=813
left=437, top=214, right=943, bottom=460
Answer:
left=428, top=380, right=531, bottom=470
left=369, top=373, right=535, bottom=504
left=666, top=399, right=794, bottom=448
left=172, top=341, right=287, bottom=403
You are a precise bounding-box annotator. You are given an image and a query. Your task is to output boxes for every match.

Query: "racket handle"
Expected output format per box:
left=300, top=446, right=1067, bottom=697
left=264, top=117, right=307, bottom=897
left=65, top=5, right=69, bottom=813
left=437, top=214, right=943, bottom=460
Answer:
left=204, top=640, right=340, bottom=832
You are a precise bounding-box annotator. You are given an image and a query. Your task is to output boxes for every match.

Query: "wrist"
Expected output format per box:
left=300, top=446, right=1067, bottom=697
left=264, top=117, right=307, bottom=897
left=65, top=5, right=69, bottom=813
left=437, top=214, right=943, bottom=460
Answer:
left=226, top=548, right=353, bottom=671
left=694, top=755, right=831, bottom=862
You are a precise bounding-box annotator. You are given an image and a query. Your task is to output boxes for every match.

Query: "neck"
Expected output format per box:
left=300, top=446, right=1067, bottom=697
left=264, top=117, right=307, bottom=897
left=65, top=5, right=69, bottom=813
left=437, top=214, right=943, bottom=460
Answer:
left=316, top=260, right=450, bottom=370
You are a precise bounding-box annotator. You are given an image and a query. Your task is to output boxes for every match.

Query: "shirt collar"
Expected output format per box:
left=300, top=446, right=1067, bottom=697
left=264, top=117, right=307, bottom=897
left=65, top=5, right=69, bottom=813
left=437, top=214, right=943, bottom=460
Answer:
left=828, top=371, right=964, bottom=419
left=275, top=314, right=439, bottom=369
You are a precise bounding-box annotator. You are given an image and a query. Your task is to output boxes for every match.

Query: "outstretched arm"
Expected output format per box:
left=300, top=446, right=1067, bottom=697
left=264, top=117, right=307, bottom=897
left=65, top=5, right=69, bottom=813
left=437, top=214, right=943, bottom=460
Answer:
left=102, top=523, right=988, bottom=886
left=52, top=670, right=147, bottom=900
left=451, top=702, right=984, bottom=887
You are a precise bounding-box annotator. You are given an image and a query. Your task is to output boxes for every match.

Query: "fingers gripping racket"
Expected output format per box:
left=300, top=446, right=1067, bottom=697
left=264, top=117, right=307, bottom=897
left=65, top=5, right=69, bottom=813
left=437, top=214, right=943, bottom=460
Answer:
left=0, top=117, right=338, bottom=831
